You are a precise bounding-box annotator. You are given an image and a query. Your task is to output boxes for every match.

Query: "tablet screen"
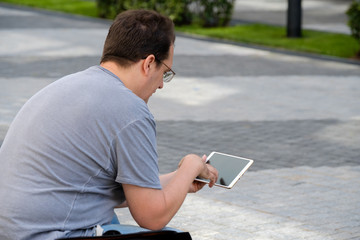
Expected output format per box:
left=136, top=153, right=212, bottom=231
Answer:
left=196, top=152, right=254, bottom=189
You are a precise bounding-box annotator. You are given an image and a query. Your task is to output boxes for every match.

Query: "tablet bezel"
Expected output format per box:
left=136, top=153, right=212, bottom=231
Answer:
left=195, top=152, right=254, bottom=189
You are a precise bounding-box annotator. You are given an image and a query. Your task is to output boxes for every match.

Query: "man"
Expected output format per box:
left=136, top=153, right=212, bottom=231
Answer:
left=0, top=9, right=218, bottom=239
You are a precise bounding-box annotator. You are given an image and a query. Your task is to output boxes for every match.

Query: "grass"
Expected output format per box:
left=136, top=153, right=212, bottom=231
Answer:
left=1, top=0, right=359, bottom=59
left=0, top=0, right=98, bottom=17
left=176, top=24, right=360, bottom=59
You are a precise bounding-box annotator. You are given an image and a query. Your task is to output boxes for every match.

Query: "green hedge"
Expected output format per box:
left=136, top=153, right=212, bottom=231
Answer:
left=95, top=0, right=235, bottom=27
left=196, top=0, right=235, bottom=27
left=347, top=0, right=360, bottom=55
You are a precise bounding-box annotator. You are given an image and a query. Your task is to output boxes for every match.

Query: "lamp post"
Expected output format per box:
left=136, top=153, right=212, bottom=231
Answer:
left=287, top=0, right=302, bottom=38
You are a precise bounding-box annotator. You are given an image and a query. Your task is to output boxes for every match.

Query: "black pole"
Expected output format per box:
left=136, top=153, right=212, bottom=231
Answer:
left=287, top=0, right=302, bottom=38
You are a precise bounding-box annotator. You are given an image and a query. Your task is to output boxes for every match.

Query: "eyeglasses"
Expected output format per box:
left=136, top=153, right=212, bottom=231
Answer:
left=160, top=61, right=176, bottom=83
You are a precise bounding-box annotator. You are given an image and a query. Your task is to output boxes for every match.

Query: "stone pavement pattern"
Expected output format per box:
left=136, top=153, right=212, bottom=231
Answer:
left=233, top=0, right=353, bottom=34
left=0, top=3, right=360, bottom=240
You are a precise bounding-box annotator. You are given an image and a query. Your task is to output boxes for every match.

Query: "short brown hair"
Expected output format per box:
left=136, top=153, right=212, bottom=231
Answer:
left=101, top=9, right=175, bottom=67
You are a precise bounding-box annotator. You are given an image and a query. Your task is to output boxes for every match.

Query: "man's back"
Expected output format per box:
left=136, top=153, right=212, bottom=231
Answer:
left=0, top=66, right=160, bottom=239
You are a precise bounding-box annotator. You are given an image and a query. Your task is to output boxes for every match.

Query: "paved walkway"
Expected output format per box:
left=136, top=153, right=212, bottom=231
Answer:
left=233, top=0, right=353, bottom=34
left=0, top=3, right=360, bottom=240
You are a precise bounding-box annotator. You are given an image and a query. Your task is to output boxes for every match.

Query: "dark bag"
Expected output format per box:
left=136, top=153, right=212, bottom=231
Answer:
left=56, top=230, right=192, bottom=240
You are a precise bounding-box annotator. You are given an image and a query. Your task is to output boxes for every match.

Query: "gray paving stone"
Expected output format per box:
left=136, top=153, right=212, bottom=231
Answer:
left=0, top=3, right=111, bottom=29
left=0, top=56, right=100, bottom=78
left=1, top=3, right=359, bottom=239
left=173, top=54, right=360, bottom=77
left=233, top=0, right=352, bottom=34
left=156, top=120, right=360, bottom=173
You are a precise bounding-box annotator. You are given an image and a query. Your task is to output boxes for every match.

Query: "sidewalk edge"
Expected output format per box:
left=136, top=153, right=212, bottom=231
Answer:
left=176, top=31, right=360, bottom=66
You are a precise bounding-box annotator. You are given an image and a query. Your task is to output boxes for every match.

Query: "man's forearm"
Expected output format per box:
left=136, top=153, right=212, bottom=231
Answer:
left=159, top=171, right=176, bottom=188
left=123, top=154, right=205, bottom=230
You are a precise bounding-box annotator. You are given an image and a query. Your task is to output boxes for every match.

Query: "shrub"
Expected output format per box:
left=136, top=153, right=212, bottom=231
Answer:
left=346, top=0, right=360, bottom=56
left=96, top=0, right=192, bottom=25
left=196, top=0, right=235, bottom=27
left=95, top=0, right=234, bottom=27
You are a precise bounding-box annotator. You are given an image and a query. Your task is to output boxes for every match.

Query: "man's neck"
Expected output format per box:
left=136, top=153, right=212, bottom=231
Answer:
left=100, top=61, right=146, bottom=102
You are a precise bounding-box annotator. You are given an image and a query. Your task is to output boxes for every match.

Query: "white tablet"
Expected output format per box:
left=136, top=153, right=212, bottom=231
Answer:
left=196, top=152, right=254, bottom=189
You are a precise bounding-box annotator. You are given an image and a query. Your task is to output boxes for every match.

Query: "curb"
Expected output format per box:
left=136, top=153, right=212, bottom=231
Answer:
left=1, top=2, right=359, bottom=66
left=175, top=31, right=360, bottom=66
left=0, top=2, right=112, bottom=25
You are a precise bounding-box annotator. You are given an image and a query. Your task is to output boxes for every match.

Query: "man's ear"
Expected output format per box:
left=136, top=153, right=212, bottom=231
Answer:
left=142, top=54, right=156, bottom=76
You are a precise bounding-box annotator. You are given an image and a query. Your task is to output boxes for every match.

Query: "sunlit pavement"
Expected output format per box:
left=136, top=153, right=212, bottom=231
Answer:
left=233, top=0, right=352, bottom=34
left=1, top=3, right=360, bottom=239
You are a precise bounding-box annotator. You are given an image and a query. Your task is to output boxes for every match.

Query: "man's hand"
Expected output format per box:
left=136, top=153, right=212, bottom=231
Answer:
left=123, top=154, right=218, bottom=230
left=179, top=154, right=219, bottom=193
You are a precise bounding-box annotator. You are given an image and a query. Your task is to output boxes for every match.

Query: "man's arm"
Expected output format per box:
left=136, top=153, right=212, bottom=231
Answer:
left=122, top=154, right=218, bottom=230
left=116, top=155, right=209, bottom=209
left=115, top=171, right=186, bottom=209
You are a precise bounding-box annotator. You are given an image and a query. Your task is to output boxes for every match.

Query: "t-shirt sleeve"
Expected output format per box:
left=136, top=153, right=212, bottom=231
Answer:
left=112, top=117, right=161, bottom=189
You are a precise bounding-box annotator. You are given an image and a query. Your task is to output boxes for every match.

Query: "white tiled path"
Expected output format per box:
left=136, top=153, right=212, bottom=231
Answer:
left=1, top=4, right=360, bottom=239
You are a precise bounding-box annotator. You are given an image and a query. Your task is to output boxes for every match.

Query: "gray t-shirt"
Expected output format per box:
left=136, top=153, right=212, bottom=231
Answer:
left=0, top=66, right=161, bottom=239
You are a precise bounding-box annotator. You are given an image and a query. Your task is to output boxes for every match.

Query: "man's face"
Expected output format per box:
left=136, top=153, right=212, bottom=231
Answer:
left=143, top=45, right=174, bottom=103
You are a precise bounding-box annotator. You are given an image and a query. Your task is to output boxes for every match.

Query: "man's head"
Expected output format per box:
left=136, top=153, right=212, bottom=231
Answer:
left=101, top=9, right=175, bottom=68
